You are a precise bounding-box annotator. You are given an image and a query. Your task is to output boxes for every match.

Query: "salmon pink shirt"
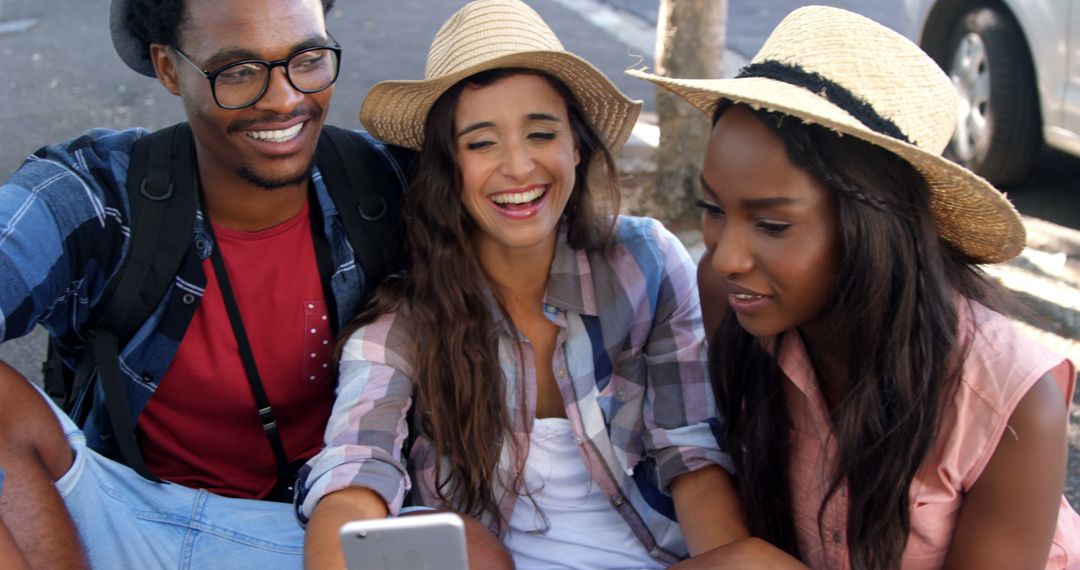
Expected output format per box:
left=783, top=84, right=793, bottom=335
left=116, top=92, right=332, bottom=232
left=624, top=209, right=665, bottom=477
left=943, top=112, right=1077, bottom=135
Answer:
left=777, top=300, right=1080, bottom=569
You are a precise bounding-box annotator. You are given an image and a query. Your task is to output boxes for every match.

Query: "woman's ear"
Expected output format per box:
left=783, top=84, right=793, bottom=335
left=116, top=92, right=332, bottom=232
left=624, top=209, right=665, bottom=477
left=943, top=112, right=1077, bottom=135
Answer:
left=150, top=44, right=181, bottom=96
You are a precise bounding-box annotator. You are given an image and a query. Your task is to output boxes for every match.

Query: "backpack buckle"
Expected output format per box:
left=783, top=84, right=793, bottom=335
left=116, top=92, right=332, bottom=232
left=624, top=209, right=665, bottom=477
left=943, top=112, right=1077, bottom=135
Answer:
left=358, top=196, right=387, bottom=222
left=139, top=177, right=174, bottom=201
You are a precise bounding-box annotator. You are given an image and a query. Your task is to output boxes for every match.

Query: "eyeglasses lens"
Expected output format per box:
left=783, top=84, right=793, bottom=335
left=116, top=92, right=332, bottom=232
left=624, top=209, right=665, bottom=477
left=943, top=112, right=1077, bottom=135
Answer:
left=214, top=48, right=339, bottom=108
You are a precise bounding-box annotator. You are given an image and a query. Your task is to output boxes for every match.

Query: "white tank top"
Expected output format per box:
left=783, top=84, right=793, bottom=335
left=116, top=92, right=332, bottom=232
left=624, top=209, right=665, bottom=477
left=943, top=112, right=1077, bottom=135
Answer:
left=502, top=418, right=663, bottom=570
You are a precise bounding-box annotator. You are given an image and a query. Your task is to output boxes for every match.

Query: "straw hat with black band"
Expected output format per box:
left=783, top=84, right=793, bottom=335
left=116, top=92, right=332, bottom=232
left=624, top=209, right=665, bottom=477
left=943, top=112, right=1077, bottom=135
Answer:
left=628, top=5, right=1025, bottom=264
left=360, top=0, right=643, bottom=155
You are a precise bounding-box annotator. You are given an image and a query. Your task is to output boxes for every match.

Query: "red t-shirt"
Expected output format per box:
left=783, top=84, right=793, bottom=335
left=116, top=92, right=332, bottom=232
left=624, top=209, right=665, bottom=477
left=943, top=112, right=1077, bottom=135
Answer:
left=136, top=201, right=335, bottom=499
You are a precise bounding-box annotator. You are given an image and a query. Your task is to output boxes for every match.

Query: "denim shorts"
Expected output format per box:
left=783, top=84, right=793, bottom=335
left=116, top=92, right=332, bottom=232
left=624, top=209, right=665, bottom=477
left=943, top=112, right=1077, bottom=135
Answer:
left=35, top=385, right=304, bottom=569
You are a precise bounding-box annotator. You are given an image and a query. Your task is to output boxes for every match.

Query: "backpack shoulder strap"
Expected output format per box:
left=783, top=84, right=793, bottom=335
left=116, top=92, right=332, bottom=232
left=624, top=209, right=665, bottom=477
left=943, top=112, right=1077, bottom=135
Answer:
left=70, top=123, right=198, bottom=481
left=315, top=126, right=411, bottom=305
left=93, top=123, right=199, bottom=337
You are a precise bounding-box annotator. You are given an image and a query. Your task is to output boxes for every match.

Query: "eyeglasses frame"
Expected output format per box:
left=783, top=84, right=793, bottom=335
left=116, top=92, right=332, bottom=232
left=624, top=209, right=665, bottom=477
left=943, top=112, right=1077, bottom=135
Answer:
left=171, top=39, right=343, bottom=110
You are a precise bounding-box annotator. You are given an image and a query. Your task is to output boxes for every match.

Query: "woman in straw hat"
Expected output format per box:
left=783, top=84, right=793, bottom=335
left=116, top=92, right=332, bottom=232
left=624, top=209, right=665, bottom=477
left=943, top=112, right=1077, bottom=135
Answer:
left=631, top=5, right=1080, bottom=570
left=300, top=0, right=754, bottom=567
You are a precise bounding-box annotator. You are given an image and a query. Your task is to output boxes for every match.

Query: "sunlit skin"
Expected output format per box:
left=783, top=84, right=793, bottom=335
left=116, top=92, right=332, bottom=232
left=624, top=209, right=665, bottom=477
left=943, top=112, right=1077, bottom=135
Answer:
left=455, top=74, right=580, bottom=267
left=698, top=106, right=840, bottom=347
left=452, top=73, right=581, bottom=419
left=150, top=0, right=334, bottom=231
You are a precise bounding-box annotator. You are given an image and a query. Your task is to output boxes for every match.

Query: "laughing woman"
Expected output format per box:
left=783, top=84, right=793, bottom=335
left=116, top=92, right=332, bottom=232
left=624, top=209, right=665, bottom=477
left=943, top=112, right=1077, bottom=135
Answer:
left=633, top=6, right=1080, bottom=570
left=298, top=1, right=749, bottom=568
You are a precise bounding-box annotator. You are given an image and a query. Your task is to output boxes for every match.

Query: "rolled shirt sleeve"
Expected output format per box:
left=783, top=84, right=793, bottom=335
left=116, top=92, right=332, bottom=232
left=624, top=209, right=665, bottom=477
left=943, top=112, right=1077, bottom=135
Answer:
left=640, top=220, right=734, bottom=489
left=295, top=311, right=415, bottom=524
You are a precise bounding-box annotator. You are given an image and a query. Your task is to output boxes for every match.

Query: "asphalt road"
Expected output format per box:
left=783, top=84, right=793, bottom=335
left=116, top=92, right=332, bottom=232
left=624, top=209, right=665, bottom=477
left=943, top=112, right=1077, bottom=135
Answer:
left=0, top=0, right=1077, bottom=512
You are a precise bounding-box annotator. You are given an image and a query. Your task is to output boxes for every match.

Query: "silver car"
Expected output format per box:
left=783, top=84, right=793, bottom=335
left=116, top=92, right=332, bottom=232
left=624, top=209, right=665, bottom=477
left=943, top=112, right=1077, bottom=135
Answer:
left=905, top=0, right=1080, bottom=185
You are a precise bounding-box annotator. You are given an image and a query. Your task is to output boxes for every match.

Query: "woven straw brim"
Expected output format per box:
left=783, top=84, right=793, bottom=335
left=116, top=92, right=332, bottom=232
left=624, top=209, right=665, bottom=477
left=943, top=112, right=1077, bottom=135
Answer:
left=361, top=51, right=642, bottom=153
left=629, top=70, right=1025, bottom=264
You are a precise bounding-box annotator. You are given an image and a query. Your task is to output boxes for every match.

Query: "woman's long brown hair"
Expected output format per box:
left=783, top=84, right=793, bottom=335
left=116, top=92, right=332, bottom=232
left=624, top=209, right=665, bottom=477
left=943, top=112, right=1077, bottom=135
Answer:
left=708, top=103, right=1004, bottom=569
left=340, top=68, right=620, bottom=532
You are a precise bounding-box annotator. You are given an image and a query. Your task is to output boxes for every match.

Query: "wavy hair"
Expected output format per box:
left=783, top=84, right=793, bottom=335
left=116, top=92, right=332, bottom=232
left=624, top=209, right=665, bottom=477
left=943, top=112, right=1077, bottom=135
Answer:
left=341, top=68, right=619, bottom=532
left=708, top=103, right=1002, bottom=569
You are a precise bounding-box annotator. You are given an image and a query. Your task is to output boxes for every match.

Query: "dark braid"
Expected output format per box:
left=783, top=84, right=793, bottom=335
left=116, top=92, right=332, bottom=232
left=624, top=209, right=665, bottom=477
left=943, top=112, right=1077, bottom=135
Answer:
left=125, top=0, right=337, bottom=49
left=794, top=157, right=905, bottom=216
left=710, top=100, right=911, bottom=217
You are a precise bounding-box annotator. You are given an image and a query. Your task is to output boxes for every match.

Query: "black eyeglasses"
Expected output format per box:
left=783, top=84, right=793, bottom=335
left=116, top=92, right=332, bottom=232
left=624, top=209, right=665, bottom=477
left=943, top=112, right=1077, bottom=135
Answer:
left=172, top=41, right=342, bottom=109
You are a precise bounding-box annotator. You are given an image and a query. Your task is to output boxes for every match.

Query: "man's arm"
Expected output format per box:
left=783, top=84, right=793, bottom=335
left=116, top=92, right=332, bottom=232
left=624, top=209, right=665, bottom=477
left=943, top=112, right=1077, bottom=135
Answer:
left=0, top=129, right=140, bottom=345
left=0, top=361, right=86, bottom=568
left=0, top=516, right=29, bottom=570
left=0, top=131, right=139, bottom=569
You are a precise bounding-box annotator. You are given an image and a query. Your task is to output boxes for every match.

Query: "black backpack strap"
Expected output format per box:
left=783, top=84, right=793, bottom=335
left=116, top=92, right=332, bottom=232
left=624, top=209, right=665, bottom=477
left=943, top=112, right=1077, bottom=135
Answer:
left=315, top=127, right=410, bottom=306
left=96, top=124, right=197, bottom=336
left=42, top=337, right=69, bottom=409
left=71, top=123, right=198, bottom=481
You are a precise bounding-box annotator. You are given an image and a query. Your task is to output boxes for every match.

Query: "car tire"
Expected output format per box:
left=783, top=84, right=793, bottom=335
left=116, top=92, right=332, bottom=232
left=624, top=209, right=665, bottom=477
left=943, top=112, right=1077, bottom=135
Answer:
left=939, top=5, right=1040, bottom=186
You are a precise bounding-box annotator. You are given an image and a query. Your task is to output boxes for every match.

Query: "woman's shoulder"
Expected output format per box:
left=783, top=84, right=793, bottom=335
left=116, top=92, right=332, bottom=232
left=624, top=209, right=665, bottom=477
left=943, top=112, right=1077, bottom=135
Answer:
left=604, top=215, right=694, bottom=267
left=610, top=215, right=680, bottom=247
left=933, top=299, right=1074, bottom=487
left=339, top=307, right=418, bottom=373
left=956, top=299, right=1072, bottom=413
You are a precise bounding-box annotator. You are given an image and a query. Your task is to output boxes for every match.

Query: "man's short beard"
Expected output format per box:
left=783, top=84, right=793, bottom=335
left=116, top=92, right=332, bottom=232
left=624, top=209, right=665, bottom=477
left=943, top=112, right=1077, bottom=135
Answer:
left=236, top=162, right=313, bottom=191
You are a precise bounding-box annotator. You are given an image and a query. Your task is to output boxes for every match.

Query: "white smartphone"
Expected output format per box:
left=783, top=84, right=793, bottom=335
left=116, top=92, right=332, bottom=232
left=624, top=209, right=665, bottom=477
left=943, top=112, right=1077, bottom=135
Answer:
left=339, top=512, right=469, bottom=570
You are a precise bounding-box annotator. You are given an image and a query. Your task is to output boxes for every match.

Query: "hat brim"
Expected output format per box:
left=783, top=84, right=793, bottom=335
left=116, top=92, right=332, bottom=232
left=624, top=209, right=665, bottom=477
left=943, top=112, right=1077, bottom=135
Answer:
left=110, top=0, right=156, bottom=77
left=361, top=50, right=643, bottom=154
left=628, top=69, right=1025, bottom=264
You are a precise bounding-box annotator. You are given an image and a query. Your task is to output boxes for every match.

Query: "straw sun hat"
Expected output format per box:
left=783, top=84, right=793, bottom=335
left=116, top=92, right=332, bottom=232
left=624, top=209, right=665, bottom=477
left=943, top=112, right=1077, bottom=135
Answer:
left=360, top=0, right=642, bottom=154
left=629, top=5, right=1025, bottom=264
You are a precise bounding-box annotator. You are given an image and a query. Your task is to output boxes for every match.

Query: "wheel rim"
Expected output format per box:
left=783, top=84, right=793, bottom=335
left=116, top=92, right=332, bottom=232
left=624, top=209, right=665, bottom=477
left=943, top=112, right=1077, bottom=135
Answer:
left=949, top=32, right=991, bottom=162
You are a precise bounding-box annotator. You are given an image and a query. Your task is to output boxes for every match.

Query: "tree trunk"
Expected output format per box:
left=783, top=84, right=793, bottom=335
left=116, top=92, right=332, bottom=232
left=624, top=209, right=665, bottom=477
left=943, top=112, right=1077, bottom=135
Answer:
left=643, top=0, right=726, bottom=228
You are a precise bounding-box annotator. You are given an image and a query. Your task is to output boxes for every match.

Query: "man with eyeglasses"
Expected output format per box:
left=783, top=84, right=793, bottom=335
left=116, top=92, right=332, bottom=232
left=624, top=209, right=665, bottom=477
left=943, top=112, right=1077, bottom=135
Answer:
left=0, top=0, right=414, bottom=567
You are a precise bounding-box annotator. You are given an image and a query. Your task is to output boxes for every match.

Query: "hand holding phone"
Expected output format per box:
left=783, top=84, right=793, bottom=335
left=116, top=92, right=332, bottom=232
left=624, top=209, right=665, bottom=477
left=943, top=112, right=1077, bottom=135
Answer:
left=339, top=512, right=469, bottom=570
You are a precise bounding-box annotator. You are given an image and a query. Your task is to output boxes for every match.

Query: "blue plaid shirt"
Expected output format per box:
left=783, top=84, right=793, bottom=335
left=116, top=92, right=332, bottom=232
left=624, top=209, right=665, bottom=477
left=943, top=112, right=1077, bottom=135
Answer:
left=0, top=127, right=407, bottom=458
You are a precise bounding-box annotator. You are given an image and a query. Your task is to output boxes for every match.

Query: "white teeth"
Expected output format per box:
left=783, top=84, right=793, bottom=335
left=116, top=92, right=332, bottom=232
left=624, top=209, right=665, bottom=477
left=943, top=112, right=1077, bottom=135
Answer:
left=491, top=186, right=546, bottom=205
left=734, top=293, right=762, bottom=300
left=245, top=122, right=304, bottom=143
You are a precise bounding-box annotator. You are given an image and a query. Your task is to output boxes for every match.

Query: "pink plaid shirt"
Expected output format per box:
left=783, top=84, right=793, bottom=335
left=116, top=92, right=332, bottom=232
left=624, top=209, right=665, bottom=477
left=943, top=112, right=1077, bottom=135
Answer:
left=298, top=216, right=731, bottom=564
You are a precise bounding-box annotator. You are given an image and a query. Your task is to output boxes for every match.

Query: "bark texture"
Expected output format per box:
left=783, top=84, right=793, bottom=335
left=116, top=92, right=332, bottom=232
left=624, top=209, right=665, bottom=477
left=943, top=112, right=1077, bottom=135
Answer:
left=639, top=0, right=726, bottom=228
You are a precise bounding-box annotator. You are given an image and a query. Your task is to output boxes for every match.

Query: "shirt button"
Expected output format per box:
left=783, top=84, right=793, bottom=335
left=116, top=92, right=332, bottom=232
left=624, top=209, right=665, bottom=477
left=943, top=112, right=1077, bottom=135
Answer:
left=612, top=495, right=625, bottom=508
left=557, top=369, right=565, bottom=378
left=832, top=530, right=842, bottom=543
left=194, top=238, right=207, bottom=251
left=649, top=547, right=661, bottom=559
left=181, top=293, right=196, bottom=305
left=140, top=373, right=153, bottom=384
